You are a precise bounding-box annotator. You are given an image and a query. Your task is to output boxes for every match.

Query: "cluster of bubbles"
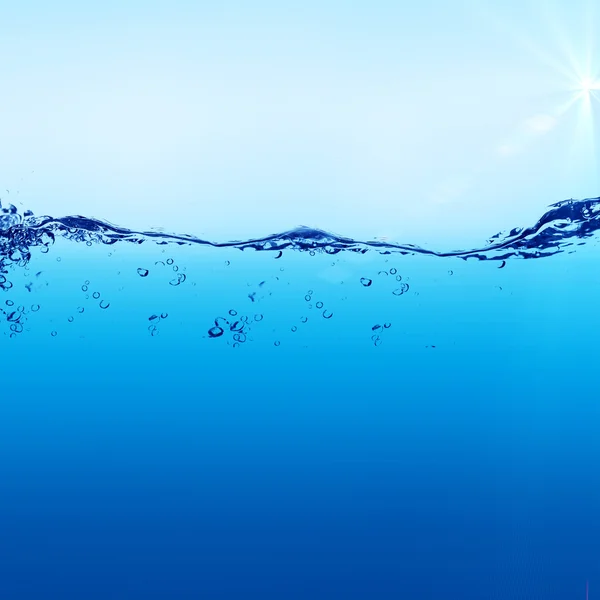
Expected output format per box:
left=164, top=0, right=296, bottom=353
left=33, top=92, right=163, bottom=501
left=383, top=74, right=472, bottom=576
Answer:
left=137, top=258, right=186, bottom=286
left=147, top=312, right=169, bottom=337
left=360, top=267, right=411, bottom=296
left=370, top=322, right=392, bottom=347
left=0, top=299, right=38, bottom=338
left=303, top=289, right=334, bottom=320
left=207, top=309, right=264, bottom=348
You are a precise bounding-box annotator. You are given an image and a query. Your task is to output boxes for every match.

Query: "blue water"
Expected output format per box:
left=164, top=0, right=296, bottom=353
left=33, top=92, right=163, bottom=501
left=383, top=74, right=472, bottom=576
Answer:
left=1, top=198, right=600, bottom=599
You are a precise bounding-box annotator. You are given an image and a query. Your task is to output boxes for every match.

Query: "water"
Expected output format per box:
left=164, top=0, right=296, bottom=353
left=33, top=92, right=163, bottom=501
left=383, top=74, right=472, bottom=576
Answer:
left=1, top=198, right=600, bottom=599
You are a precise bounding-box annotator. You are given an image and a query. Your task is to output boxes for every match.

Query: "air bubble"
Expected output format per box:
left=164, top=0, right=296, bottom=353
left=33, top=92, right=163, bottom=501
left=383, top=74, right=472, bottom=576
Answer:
left=161, top=312, right=168, bottom=319
left=301, top=316, right=308, bottom=323
left=99, top=300, right=110, bottom=309
left=274, top=341, right=281, bottom=346
left=82, top=285, right=88, bottom=292
left=137, top=268, right=149, bottom=277
left=208, top=326, right=224, bottom=338
left=384, top=322, right=392, bottom=329
left=254, top=314, right=263, bottom=321
left=149, top=315, right=159, bottom=322
left=323, top=310, right=333, bottom=319
left=390, top=268, right=397, bottom=274
left=169, top=273, right=186, bottom=286
left=166, top=258, right=174, bottom=265
left=372, top=324, right=382, bottom=332
left=304, top=295, right=311, bottom=302
left=316, top=301, right=324, bottom=309
left=77, top=307, right=84, bottom=313
left=31, top=304, right=40, bottom=312
left=51, top=331, right=57, bottom=337
left=291, top=326, right=297, bottom=332
left=229, top=309, right=237, bottom=316
left=5, top=300, right=13, bottom=306
left=92, top=292, right=100, bottom=299
left=360, top=278, right=372, bottom=287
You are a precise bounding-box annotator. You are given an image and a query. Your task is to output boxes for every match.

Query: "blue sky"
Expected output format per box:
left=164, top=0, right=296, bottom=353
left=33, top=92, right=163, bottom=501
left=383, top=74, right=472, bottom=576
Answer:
left=0, top=0, right=598, bottom=247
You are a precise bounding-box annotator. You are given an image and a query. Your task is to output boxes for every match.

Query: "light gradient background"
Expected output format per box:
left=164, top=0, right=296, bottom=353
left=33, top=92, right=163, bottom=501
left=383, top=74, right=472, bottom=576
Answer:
left=0, top=0, right=598, bottom=246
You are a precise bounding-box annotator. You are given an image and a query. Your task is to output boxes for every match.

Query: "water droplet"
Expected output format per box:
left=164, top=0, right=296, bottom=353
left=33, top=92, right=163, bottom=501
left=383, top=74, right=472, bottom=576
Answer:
left=208, top=326, right=224, bottom=338
left=137, top=268, right=149, bottom=277
left=99, top=300, right=110, bottom=309
left=323, top=310, right=334, bottom=319
left=360, top=277, right=372, bottom=287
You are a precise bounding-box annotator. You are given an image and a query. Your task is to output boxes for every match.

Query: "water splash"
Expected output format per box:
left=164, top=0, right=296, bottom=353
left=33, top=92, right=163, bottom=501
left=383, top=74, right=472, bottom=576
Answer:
left=1, top=197, right=599, bottom=274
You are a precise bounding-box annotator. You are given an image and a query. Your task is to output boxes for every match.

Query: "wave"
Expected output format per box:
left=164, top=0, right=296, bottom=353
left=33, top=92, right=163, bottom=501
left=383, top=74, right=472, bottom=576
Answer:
left=1, top=196, right=599, bottom=279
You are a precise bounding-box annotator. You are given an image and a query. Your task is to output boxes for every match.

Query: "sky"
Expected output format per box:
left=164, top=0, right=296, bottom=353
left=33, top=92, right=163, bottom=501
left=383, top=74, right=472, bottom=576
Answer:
left=0, top=0, right=598, bottom=248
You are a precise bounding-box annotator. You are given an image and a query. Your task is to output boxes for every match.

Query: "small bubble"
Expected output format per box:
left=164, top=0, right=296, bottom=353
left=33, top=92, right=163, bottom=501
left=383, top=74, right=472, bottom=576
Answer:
left=316, top=301, right=324, bottom=309
left=309, top=251, right=315, bottom=256
left=254, top=314, right=263, bottom=321
left=233, top=333, right=247, bottom=343
left=360, top=277, right=372, bottom=287
left=86, top=241, right=92, bottom=247
left=304, top=295, right=311, bottom=302
left=230, top=321, right=244, bottom=332
left=371, top=334, right=380, bottom=342
left=390, top=268, right=397, bottom=275
left=274, top=341, right=281, bottom=346
left=229, top=309, right=237, bottom=316
left=137, top=268, right=149, bottom=277
left=448, top=270, right=453, bottom=275
left=392, top=283, right=410, bottom=296
left=155, top=261, right=165, bottom=267
left=51, top=331, right=57, bottom=337
left=150, top=327, right=159, bottom=337
left=92, top=292, right=100, bottom=299
left=374, top=338, right=382, bottom=347
left=77, top=307, right=84, bottom=313
left=81, top=285, right=88, bottom=292
left=149, top=315, right=159, bottom=322
left=166, top=258, right=174, bottom=265
left=172, top=265, right=179, bottom=272
left=384, top=322, right=392, bottom=329
left=395, top=274, right=402, bottom=281
left=10, top=323, right=23, bottom=333
left=372, top=324, right=382, bottom=331
left=161, top=312, right=168, bottom=319
left=31, top=304, right=40, bottom=312
left=68, top=316, right=74, bottom=322
left=99, top=300, right=110, bottom=309
left=56, top=257, right=61, bottom=262
left=85, top=280, right=90, bottom=285
left=6, top=300, right=14, bottom=306
left=291, top=326, right=297, bottom=332
left=208, top=326, right=224, bottom=338
left=301, top=316, right=308, bottom=323
left=225, top=260, right=230, bottom=266
left=378, top=270, right=388, bottom=276
left=323, top=310, right=334, bottom=319
left=169, top=273, right=186, bottom=286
